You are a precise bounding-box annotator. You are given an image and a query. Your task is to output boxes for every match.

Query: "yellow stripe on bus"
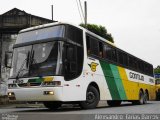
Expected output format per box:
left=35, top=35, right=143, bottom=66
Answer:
left=43, top=77, right=54, bottom=82
left=118, top=66, right=139, bottom=100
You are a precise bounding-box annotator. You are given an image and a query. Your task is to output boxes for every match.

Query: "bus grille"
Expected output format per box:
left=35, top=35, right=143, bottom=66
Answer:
left=18, top=82, right=41, bottom=87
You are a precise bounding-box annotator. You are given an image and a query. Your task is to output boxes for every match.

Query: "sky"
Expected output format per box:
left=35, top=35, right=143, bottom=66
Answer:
left=0, top=0, right=160, bottom=67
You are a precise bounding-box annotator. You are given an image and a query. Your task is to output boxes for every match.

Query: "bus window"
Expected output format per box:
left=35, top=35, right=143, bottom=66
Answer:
left=123, top=53, right=128, bottom=66
left=105, top=44, right=112, bottom=60
left=90, top=37, right=99, bottom=56
left=66, top=25, right=83, bottom=45
left=98, top=42, right=103, bottom=58
left=118, top=51, right=123, bottom=65
left=103, top=45, right=107, bottom=59
left=64, top=44, right=77, bottom=80
left=86, top=35, right=91, bottom=54
left=138, top=60, right=144, bottom=72
left=112, top=48, right=117, bottom=62
left=64, top=43, right=84, bottom=81
left=118, top=51, right=128, bottom=66
left=104, top=44, right=117, bottom=62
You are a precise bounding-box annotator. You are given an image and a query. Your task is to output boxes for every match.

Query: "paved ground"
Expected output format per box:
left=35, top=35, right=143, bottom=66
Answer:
left=0, top=101, right=160, bottom=120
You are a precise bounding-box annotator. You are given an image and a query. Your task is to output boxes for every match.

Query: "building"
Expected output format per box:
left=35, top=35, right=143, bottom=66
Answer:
left=0, top=8, right=55, bottom=97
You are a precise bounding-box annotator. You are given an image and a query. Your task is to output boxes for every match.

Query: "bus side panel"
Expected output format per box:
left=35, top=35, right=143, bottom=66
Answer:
left=100, top=61, right=128, bottom=100
left=97, top=75, right=113, bottom=101
left=62, top=77, right=89, bottom=101
left=118, top=67, right=139, bottom=100
left=125, top=69, right=156, bottom=101
left=86, top=59, right=112, bottom=101
left=149, top=85, right=156, bottom=100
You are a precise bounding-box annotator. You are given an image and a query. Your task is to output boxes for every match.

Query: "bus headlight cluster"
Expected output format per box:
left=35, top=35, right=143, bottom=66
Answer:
left=8, top=92, right=15, bottom=97
left=42, top=81, right=61, bottom=87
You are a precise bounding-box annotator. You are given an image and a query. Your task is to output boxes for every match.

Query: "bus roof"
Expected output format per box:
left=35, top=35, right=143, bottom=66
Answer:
left=19, top=22, right=115, bottom=47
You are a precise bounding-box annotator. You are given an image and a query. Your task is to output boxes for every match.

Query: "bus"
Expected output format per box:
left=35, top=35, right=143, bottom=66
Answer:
left=7, top=22, right=156, bottom=109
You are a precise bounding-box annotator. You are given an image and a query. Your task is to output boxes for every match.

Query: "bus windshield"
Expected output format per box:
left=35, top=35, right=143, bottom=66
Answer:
left=16, top=25, right=65, bottom=44
left=11, top=41, right=63, bottom=78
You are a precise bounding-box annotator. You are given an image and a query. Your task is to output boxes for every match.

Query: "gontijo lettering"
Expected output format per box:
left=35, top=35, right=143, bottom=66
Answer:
left=129, top=72, right=144, bottom=81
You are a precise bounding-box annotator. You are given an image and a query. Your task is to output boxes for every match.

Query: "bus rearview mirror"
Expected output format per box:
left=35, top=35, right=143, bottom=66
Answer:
left=5, top=51, right=13, bottom=68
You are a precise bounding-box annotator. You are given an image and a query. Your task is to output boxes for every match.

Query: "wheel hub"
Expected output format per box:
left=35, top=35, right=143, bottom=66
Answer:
left=86, top=91, right=95, bottom=104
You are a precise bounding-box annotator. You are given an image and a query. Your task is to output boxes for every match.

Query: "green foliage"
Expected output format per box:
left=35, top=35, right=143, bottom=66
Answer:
left=154, top=66, right=160, bottom=74
left=79, top=23, right=114, bottom=43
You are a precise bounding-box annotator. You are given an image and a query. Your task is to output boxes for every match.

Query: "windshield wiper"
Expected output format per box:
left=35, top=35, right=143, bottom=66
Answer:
left=16, top=51, right=30, bottom=79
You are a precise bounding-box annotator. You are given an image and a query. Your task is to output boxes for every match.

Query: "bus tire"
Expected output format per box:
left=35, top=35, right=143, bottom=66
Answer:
left=79, top=86, right=100, bottom=109
left=107, top=100, right=121, bottom=107
left=132, top=90, right=144, bottom=105
left=43, top=101, right=62, bottom=110
left=143, top=92, right=148, bottom=104
left=156, top=90, right=160, bottom=101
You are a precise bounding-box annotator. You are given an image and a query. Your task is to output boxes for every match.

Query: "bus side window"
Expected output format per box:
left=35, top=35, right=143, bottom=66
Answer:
left=106, top=44, right=112, bottom=60
left=118, top=51, right=128, bottom=66
left=103, top=45, right=107, bottom=59
left=86, top=35, right=91, bottom=55
left=99, top=42, right=103, bottom=58
left=66, top=25, right=83, bottom=45
left=90, top=37, right=99, bottom=56
left=105, top=44, right=116, bottom=61
left=64, top=44, right=77, bottom=80
left=112, top=48, right=117, bottom=62
left=118, top=51, right=123, bottom=65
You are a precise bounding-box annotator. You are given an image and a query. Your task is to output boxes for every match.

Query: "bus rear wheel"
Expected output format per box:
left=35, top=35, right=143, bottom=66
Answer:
left=132, top=90, right=144, bottom=105
left=156, top=90, right=160, bottom=101
left=43, top=101, right=62, bottom=110
left=107, top=100, right=121, bottom=107
left=79, top=86, right=100, bottom=109
left=143, top=92, right=149, bottom=104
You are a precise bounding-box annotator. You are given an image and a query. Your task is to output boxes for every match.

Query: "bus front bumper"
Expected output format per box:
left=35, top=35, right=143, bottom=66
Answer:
left=8, top=87, right=63, bottom=101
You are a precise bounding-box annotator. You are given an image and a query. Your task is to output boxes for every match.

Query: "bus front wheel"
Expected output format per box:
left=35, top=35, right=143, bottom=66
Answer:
left=79, top=86, right=100, bottom=109
left=43, top=101, right=62, bottom=110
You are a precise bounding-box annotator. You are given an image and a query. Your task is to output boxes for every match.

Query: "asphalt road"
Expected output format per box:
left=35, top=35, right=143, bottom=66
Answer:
left=0, top=101, right=160, bottom=120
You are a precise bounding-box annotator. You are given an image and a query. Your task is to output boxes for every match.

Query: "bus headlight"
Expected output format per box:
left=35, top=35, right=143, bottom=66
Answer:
left=8, top=92, right=15, bottom=97
left=42, top=81, right=61, bottom=87
left=8, top=92, right=16, bottom=100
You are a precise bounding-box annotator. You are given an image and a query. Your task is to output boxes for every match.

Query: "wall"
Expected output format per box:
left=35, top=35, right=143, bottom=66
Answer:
left=0, top=34, right=17, bottom=96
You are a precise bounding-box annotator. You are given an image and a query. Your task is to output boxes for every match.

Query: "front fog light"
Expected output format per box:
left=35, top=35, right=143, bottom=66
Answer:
left=44, top=91, right=54, bottom=95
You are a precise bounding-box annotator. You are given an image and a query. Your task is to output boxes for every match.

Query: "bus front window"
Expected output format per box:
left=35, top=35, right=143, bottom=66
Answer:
left=11, top=41, right=63, bottom=78
left=11, top=46, right=32, bottom=78
left=29, top=41, right=62, bottom=77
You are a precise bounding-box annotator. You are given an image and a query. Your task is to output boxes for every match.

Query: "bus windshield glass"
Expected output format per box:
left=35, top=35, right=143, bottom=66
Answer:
left=11, top=41, right=63, bottom=78
left=16, top=25, right=65, bottom=44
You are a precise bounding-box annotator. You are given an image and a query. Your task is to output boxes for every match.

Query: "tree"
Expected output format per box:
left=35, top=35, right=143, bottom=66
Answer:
left=154, top=65, right=160, bottom=74
left=79, top=23, right=114, bottom=43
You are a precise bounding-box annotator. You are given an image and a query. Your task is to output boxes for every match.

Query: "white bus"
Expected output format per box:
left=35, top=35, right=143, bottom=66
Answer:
left=7, top=22, right=155, bottom=109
